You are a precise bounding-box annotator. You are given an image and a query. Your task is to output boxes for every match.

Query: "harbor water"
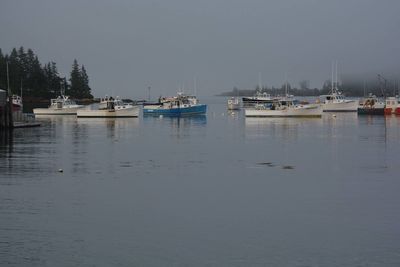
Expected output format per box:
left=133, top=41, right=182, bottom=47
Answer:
left=1, top=96, right=400, bottom=266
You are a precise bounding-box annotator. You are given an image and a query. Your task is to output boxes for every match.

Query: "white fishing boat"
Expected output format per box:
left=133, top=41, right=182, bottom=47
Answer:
left=320, top=93, right=358, bottom=112
left=33, top=95, right=84, bottom=115
left=242, top=91, right=275, bottom=107
left=227, top=97, right=240, bottom=110
left=320, top=62, right=358, bottom=112
left=77, top=97, right=139, bottom=117
left=245, top=97, right=322, bottom=117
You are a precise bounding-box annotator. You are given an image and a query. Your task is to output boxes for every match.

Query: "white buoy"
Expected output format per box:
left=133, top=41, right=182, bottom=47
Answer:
left=332, top=114, right=336, bottom=118
left=159, top=115, right=163, bottom=118
left=58, top=169, right=63, bottom=173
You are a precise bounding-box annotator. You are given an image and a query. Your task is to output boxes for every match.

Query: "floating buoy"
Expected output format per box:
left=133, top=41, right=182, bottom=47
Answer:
left=332, top=114, right=336, bottom=118
left=159, top=115, right=163, bottom=118
left=58, top=169, right=63, bottom=173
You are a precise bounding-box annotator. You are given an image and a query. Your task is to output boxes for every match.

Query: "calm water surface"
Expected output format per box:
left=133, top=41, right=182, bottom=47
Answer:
left=1, top=97, right=400, bottom=266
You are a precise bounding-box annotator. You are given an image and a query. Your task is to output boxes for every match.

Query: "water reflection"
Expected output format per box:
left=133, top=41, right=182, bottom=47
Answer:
left=143, top=115, right=207, bottom=139
left=0, top=130, right=13, bottom=156
left=245, top=117, right=323, bottom=141
left=76, top=117, right=140, bottom=139
left=0, top=127, right=57, bottom=177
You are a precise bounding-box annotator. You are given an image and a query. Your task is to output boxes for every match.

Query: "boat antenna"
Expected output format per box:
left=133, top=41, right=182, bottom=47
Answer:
left=6, top=61, right=10, bottom=95
left=148, top=86, right=151, bottom=101
left=285, top=72, right=288, bottom=96
left=377, top=74, right=387, bottom=97
left=363, top=80, right=366, bottom=97
left=194, top=77, right=197, bottom=96
left=331, top=61, right=334, bottom=94
left=258, top=72, right=262, bottom=92
left=60, top=79, right=65, bottom=96
left=20, top=79, right=23, bottom=98
left=335, top=60, right=338, bottom=91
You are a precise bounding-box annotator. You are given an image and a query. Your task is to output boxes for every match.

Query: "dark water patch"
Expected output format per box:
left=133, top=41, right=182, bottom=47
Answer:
left=119, top=161, right=132, bottom=167
left=282, top=165, right=295, bottom=170
left=257, top=162, right=275, bottom=167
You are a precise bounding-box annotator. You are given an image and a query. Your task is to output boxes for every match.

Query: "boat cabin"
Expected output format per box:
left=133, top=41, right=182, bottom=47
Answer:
left=257, top=98, right=298, bottom=110
left=321, top=94, right=346, bottom=103
left=50, top=96, right=76, bottom=109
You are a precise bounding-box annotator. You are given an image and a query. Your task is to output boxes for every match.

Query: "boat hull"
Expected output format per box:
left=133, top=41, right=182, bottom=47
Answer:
left=357, top=108, right=385, bottom=115
left=143, top=104, right=207, bottom=116
left=33, top=107, right=83, bottom=115
left=322, top=100, right=358, bottom=112
left=227, top=103, right=240, bottom=110
left=245, top=104, right=322, bottom=117
left=77, top=106, right=139, bottom=117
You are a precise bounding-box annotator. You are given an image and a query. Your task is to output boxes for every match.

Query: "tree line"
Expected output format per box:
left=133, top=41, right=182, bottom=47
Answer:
left=0, top=47, right=93, bottom=99
left=219, top=78, right=400, bottom=97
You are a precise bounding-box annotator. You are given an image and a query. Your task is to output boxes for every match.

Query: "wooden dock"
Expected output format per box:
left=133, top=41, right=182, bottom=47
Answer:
left=13, top=122, right=41, bottom=128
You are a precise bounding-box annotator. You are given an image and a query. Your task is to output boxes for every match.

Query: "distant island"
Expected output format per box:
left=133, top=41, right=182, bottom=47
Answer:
left=0, top=47, right=93, bottom=100
left=218, top=77, right=399, bottom=97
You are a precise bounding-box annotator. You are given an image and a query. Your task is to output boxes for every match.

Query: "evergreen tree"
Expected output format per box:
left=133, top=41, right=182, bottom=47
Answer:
left=1, top=47, right=93, bottom=99
left=69, top=59, right=82, bottom=98
left=80, top=65, right=93, bottom=98
left=69, top=60, right=93, bottom=99
left=0, top=49, right=6, bottom=90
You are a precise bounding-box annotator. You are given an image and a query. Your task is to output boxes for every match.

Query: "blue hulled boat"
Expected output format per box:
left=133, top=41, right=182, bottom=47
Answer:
left=143, top=93, right=207, bottom=116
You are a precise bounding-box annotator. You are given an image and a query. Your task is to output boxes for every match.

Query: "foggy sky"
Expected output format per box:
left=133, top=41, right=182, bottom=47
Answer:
left=1, top=0, right=399, bottom=98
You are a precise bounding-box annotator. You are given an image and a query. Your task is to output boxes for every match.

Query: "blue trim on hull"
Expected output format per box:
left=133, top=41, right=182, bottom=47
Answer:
left=143, top=104, right=207, bottom=116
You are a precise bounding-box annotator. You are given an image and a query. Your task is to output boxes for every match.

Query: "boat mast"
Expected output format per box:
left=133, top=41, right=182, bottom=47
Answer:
left=363, top=80, right=366, bottom=97
left=6, top=61, right=10, bottom=95
left=331, top=61, right=334, bottom=95
left=60, top=79, right=65, bottom=96
left=285, top=72, right=288, bottom=96
left=335, top=60, right=338, bottom=92
left=258, top=72, right=262, bottom=92
left=194, top=77, right=197, bottom=96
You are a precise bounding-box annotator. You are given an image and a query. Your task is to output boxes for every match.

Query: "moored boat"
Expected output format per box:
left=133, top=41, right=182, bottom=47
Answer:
left=242, top=91, right=275, bottom=107
left=319, top=93, right=358, bottom=112
left=245, top=97, right=322, bottom=117
left=227, top=97, right=240, bottom=110
left=357, top=94, right=385, bottom=115
left=11, top=95, right=23, bottom=111
left=33, top=95, right=84, bottom=115
left=143, top=93, right=206, bottom=116
left=320, top=62, right=358, bottom=112
left=384, top=97, right=399, bottom=115
left=77, top=97, right=139, bottom=117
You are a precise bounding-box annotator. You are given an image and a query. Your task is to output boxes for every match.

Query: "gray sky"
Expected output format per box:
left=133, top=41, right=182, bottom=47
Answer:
left=1, top=0, right=399, bottom=98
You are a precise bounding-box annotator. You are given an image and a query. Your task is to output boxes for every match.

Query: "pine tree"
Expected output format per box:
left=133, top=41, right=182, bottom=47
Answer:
left=0, top=49, right=6, bottom=90
left=80, top=65, right=93, bottom=98
left=69, top=60, right=93, bottom=99
left=69, top=59, right=82, bottom=98
left=1, top=47, right=93, bottom=98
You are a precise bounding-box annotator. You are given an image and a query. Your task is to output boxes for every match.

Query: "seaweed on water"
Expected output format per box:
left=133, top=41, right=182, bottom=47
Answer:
left=257, top=162, right=275, bottom=167
left=282, top=165, right=295, bottom=170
